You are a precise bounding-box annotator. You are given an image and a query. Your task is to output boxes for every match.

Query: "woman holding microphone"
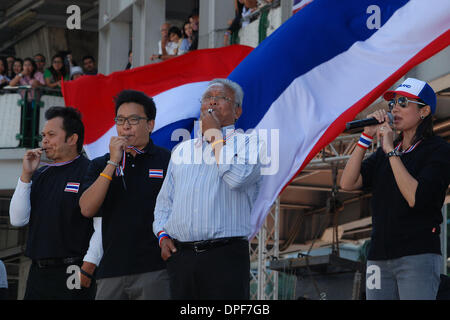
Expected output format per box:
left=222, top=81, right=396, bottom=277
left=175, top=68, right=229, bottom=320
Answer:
left=340, top=78, right=450, bottom=300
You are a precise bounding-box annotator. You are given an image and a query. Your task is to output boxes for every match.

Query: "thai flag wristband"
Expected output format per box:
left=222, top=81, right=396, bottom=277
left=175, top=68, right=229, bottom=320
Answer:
left=357, top=133, right=373, bottom=150
left=157, top=231, right=171, bottom=247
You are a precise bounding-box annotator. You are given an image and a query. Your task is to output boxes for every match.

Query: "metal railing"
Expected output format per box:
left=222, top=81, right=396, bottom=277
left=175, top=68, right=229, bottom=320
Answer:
left=0, top=86, right=63, bottom=149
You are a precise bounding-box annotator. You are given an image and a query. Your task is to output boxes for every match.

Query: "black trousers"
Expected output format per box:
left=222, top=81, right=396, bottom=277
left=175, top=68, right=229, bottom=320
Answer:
left=0, top=288, right=8, bottom=300
left=166, top=239, right=250, bottom=300
left=24, top=261, right=96, bottom=300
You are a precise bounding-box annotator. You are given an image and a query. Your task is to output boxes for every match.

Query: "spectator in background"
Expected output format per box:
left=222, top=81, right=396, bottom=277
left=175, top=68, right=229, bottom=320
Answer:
left=6, top=56, right=15, bottom=79
left=150, top=22, right=171, bottom=62
left=224, top=0, right=245, bottom=46
left=9, top=58, right=45, bottom=146
left=155, top=26, right=183, bottom=61
left=34, top=54, right=46, bottom=74
left=0, top=57, right=10, bottom=88
left=13, top=58, right=23, bottom=78
left=70, top=66, right=84, bottom=81
left=241, top=0, right=258, bottom=28
left=125, top=51, right=132, bottom=70
left=170, top=27, right=183, bottom=55
left=44, top=54, right=69, bottom=89
left=9, top=58, right=45, bottom=89
left=62, top=50, right=78, bottom=76
left=82, top=55, right=98, bottom=75
left=188, top=11, right=199, bottom=51
left=180, top=21, right=193, bottom=54
left=0, top=260, right=7, bottom=300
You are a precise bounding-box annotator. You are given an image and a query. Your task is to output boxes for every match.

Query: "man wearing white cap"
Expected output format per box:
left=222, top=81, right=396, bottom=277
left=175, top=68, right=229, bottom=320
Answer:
left=340, top=78, right=450, bottom=300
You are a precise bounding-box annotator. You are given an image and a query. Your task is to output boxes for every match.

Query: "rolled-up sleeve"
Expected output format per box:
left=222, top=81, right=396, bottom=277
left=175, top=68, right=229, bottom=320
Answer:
left=153, top=160, right=175, bottom=237
left=83, top=217, right=103, bottom=266
left=217, top=133, right=263, bottom=190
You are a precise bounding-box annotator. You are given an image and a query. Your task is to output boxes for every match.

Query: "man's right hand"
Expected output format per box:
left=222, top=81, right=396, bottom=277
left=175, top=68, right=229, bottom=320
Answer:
left=160, top=238, right=177, bottom=261
left=109, top=136, right=128, bottom=163
left=21, top=148, right=43, bottom=183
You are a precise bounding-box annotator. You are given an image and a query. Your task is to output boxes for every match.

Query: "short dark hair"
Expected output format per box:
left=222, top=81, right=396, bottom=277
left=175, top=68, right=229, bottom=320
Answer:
left=82, top=55, right=95, bottom=63
left=45, top=106, right=85, bottom=153
left=23, top=58, right=37, bottom=78
left=114, top=90, right=156, bottom=120
left=34, top=53, right=46, bottom=62
left=169, top=26, right=182, bottom=38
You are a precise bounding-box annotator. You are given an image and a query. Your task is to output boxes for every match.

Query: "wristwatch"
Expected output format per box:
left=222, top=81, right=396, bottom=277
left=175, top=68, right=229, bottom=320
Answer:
left=386, top=149, right=402, bottom=158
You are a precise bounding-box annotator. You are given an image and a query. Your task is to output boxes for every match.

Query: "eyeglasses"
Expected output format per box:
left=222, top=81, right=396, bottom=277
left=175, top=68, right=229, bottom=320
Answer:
left=114, top=116, right=148, bottom=126
left=35, top=59, right=44, bottom=63
left=200, top=95, right=234, bottom=104
left=52, top=60, right=63, bottom=64
left=388, top=97, right=426, bottom=111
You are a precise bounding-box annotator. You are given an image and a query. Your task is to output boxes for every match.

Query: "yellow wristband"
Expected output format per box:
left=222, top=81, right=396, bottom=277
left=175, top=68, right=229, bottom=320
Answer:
left=211, top=139, right=224, bottom=149
left=100, top=173, right=112, bottom=181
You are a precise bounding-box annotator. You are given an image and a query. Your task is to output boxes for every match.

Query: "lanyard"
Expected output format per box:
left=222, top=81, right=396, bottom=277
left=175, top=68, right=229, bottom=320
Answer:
left=116, top=146, right=144, bottom=176
left=394, top=139, right=422, bottom=154
left=40, top=155, right=80, bottom=167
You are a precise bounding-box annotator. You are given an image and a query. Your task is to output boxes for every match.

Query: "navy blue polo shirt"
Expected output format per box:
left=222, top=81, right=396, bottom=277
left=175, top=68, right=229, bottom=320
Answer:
left=81, top=139, right=171, bottom=279
left=26, top=155, right=93, bottom=260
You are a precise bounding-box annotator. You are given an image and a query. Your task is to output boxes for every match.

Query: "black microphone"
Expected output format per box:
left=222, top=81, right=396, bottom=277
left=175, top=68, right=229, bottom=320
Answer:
left=345, top=112, right=393, bottom=130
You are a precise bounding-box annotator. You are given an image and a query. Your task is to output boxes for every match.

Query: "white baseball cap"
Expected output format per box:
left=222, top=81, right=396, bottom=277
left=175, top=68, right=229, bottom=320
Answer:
left=383, top=78, right=437, bottom=114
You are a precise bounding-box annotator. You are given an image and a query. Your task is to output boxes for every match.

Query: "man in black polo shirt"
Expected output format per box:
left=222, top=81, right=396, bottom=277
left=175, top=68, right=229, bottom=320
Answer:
left=9, top=106, right=94, bottom=300
left=79, top=90, right=171, bottom=300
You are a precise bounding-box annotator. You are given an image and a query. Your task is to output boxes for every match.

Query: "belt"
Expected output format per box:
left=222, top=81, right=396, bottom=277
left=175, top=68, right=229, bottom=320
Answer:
left=33, top=256, right=83, bottom=268
left=173, top=237, right=248, bottom=253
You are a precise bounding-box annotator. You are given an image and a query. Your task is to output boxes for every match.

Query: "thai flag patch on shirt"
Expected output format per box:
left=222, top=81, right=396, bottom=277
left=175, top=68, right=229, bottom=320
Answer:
left=149, top=169, right=164, bottom=179
left=64, top=182, right=80, bottom=193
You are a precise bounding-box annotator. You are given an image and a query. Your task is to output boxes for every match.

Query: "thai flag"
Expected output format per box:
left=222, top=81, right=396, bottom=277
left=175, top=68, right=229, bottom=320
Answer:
left=64, top=182, right=80, bottom=193
left=62, top=45, right=252, bottom=160
left=228, top=0, right=449, bottom=238
left=149, top=169, right=164, bottom=179
left=63, top=0, right=449, bottom=239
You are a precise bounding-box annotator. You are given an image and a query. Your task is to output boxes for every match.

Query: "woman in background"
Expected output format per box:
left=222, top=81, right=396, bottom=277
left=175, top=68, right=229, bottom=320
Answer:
left=44, top=54, right=69, bottom=89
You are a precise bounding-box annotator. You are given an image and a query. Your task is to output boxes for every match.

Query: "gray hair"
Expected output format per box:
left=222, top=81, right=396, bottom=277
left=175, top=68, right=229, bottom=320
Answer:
left=207, top=78, right=244, bottom=107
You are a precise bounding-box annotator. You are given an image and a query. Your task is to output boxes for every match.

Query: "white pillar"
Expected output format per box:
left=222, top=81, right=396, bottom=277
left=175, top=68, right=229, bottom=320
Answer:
left=132, top=0, right=165, bottom=67
left=281, top=0, right=294, bottom=23
left=198, top=0, right=234, bottom=49
left=98, top=0, right=133, bottom=75
left=99, top=20, right=130, bottom=75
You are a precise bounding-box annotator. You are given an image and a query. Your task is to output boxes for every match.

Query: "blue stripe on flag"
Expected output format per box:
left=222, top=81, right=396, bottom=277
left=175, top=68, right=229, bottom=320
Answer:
left=229, top=0, right=409, bottom=130
left=151, top=117, right=197, bottom=151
